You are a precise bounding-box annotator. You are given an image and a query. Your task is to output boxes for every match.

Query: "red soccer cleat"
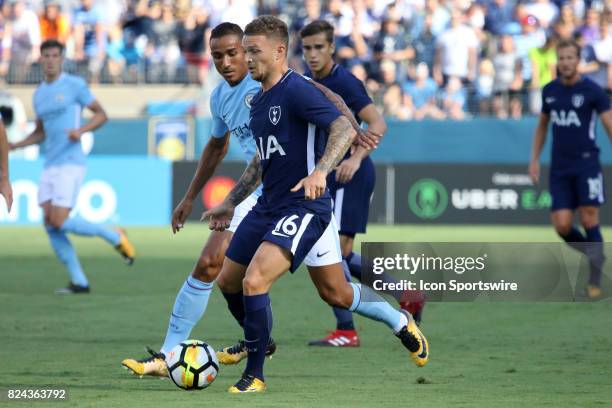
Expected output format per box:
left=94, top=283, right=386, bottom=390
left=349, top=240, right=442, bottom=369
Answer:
left=308, top=329, right=360, bottom=347
left=400, top=290, right=426, bottom=325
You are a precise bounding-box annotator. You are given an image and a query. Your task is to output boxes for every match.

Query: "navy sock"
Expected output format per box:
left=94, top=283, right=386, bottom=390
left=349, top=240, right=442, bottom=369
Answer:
left=222, top=291, right=245, bottom=327
left=561, top=227, right=587, bottom=254
left=243, top=294, right=272, bottom=380
left=334, top=313, right=355, bottom=330
left=585, top=226, right=605, bottom=286
left=345, top=252, right=362, bottom=281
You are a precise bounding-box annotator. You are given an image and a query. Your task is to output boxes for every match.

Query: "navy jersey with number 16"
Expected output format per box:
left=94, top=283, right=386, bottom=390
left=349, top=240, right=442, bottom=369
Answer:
left=249, top=70, right=343, bottom=209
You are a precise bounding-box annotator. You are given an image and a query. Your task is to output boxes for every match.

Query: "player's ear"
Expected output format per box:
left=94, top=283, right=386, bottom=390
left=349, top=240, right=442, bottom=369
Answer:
left=276, top=43, right=287, bottom=60
left=329, top=41, right=335, bottom=55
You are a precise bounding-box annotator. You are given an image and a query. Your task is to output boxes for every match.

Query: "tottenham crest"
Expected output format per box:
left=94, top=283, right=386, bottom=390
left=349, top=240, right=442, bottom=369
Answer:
left=269, top=106, right=281, bottom=125
left=572, top=94, right=584, bottom=108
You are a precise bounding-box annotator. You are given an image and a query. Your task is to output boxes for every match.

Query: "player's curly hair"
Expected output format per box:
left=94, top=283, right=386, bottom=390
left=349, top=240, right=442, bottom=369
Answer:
left=300, top=20, right=334, bottom=44
left=210, top=22, right=244, bottom=41
left=244, top=15, right=289, bottom=49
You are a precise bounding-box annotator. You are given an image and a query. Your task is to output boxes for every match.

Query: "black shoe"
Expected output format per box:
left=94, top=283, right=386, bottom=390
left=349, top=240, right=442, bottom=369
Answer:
left=55, top=282, right=90, bottom=295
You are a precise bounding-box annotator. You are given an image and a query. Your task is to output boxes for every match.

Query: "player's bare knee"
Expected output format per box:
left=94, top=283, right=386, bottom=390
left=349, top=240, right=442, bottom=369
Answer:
left=242, top=269, right=266, bottom=295
left=216, top=273, right=240, bottom=294
left=319, top=285, right=351, bottom=309
left=554, top=223, right=572, bottom=237
left=579, top=208, right=599, bottom=229
left=192, top=254, right=222, bottom=282
left=242, top=275, right=260, bottom=295
left=48, top=216, right=64, bottom=230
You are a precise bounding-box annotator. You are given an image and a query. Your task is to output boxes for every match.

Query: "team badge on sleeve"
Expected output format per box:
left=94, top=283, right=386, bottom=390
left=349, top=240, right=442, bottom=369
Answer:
left=269, top=106, right=281, bottom=125
left=245, top=93, right=254, bottom=108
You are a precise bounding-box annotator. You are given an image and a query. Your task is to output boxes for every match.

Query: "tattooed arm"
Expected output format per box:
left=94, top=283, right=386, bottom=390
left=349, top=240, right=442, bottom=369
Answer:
left=201, top=154, right=262, bottom=230
left=315, top=116, right=356, bottom=174
left=226, top=153, right=262, bottom=207
left=291, top=115, right=356, bottom=200
left=308, top=80, right=380, bottom=150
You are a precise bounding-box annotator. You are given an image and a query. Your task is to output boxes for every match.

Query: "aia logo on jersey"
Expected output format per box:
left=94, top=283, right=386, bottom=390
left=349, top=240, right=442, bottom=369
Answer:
left=551, top=110, right=581, bottom=127
left=256, top=135, right=286, bottom=159
left=572, top=94, right=584, bottom=108
left=269, top=106, right=281, bottom=125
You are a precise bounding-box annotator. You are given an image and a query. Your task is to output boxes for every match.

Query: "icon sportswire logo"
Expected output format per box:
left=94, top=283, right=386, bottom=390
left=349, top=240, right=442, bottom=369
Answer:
left=408, top=178, right=448, bottom=219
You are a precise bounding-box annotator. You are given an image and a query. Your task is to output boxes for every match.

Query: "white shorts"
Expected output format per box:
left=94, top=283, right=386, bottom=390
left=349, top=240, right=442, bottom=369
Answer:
left=304, top=214, right=343, bottom=267
left=38, top=164, right=86, bottom=208
left=227, top=191, right=260, bottom=233
left=226, top=191, right=343, bottom=267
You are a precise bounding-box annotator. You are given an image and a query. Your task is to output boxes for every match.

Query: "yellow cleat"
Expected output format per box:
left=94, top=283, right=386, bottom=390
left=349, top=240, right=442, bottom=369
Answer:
left=115, top=228, right=135, bottom=265
left=216, top=341, right=247, bottom=365
left=217, top=338, right=276, bottom=365
left=228, top=374, right=266, bottom=393
left=396, top=310, right=429, bottom=367
left=586, top=284, right=602, bottom=299
left=121, top=347, right=168, bottom=378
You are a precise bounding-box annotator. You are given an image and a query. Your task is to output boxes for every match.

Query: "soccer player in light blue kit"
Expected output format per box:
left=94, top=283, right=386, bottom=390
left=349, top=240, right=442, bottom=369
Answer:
left=121, top=23, right=276, bottom=378
left=9, top=40, right=135, bottom=295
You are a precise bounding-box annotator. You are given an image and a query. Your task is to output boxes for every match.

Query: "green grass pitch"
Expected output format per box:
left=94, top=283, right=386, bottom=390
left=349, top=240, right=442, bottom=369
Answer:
left=1, top=224, right=611, bottom=407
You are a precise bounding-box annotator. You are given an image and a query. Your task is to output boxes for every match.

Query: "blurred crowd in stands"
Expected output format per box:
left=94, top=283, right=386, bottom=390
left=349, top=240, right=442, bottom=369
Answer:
left=0, top=0, right=610, bottom=119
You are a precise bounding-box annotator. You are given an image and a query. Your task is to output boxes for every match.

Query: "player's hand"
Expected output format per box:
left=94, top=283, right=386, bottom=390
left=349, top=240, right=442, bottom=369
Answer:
left=529, top=160, right=540, bottom=184
left=201, top=202, right=235, bottom=231
left=291, top=169, right=327, bottom=200
left=335, top=156, right=361, bottom=184
left=171, top=197, right=193, bottom=234
left=0, top=179, right=12, bottom=212
left=7, top=142, right=16, bottom=150
left=354, top=129, right=380, bottom=151
left=67, top=129, right=82, bottom=141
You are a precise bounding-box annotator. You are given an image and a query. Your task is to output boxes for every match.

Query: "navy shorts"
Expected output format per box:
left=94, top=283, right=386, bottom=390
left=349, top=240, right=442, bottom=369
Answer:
left=225, top=200, right=334, bottom=272
left=549, top=163, right=605, bottom=210
left=327, top=156, right=376, bottom=236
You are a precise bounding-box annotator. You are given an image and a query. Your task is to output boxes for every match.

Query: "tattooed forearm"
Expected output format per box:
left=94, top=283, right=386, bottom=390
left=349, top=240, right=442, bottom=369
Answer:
left=308, top=80, right=361, bottom=133
left=315, top=116, right=356, bottom=174
left=226, top=154, right=262, bottom=206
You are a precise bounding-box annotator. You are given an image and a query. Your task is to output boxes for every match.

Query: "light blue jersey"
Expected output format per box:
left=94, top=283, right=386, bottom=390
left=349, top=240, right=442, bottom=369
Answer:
left=210, top=74, right=259, bottom=164
left=33, top=73, right=95, bottom=168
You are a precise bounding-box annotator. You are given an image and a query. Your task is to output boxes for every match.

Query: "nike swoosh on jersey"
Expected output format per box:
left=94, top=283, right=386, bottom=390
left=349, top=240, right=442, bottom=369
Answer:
left=271, top=230, right=290, bottom=238
left=545, top=97, right=555, bottom=103
left=316, top=251, right=330, bottom=257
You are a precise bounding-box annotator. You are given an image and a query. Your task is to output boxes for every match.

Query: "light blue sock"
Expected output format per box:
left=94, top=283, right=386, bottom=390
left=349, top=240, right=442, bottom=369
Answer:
left=46, top=226, right=88, bottom=287
left=161, top=275, right=213, bottom=354
left=61, top=217, right=120, bottom=246
left=348, top=282, right=406, bottom=333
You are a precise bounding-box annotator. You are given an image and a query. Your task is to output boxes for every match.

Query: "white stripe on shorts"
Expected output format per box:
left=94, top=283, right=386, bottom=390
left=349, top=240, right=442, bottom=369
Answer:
left=291, top=213, right=314, bottom=254
left=334, top=188, right=344, bottom=230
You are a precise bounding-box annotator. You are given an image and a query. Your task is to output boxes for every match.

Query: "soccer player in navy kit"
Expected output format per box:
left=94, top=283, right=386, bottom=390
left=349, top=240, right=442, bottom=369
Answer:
left=529, top=39, right=612, bottom=299
left=203, top=16, right=429, bottom=393
left=301, top=20, right=427, bottom=347
left=121, top=22, right=377, bottom=378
